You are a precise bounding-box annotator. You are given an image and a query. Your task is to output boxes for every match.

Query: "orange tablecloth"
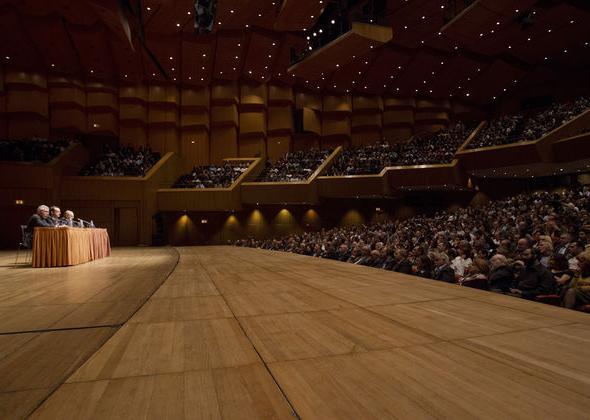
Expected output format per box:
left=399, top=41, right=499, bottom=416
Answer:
left=32, top=227, right=111, bottom=268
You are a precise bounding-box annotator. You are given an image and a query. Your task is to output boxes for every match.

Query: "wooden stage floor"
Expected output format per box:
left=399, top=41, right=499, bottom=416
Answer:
left=1, top=246, right=590, bottom=419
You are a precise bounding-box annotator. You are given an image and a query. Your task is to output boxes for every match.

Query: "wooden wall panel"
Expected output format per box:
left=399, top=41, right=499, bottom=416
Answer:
left=119, top=123, right=147, bottom=148
left=8, top=115, right=49, bottom=138
left=296, top=92, right=321, bottom=110
left=181, top=127, right=209, bottom=169
left=149, top=126, right=179, bottom=154
left=211, top=104, right=238, bottom=127
left=148, top=84, right=179, bottom=105
left=86, top=91, right=117, bottom=111
left=384, top=97, right=415, bottom=109
left=120, top=85, right=149, bottom=103
left=180, top=111, right=209, bottom=130
left=353, top=95, right=383, bottom=111
left=239, top=111, right=265, bottom=136
left=382, top=126, right=413, bottom=142
left=383, top=109, right=414, bottom=126
left=51, top=109, right=87, bottom=132
left=120, top=103, right=147, bottom=123
left=303, top=107, right=321, bottom=134
left=148, top=108, right=178, bottom=126
left=352, top=113, right=382, bottom=130
left=267, top=135, right=291, bottom=161
left=352, top=129, right=382, bottom=146
left=181, top=87, right=210, bottom=110
left=239, top=135, right=266, bottom=158
left=322, top=116, right=350, bottom=137
left=267, top=105, right=292, bottom=134
left=48, top=83, right=85, bottom=107
left=323, top=95, right=352, bottom=113
left=87, top=111, right=118, bottom=135
left=240, top=83, right=267, bottom=107
left=210, top=126, right=238, bottom=163
left=211, top=82, right=239, bottom=105
left=6, top=89, right=48, bottom=117
left=293, top=134, right=320, bottom=151
left=268, top=84, right=293, bottom=105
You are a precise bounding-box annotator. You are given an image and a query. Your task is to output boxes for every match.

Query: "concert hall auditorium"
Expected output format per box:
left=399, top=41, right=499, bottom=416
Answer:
left=1, top=0, right=590, bottom=418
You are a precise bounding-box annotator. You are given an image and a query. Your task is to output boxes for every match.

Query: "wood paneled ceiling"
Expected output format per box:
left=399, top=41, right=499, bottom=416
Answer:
left=0, top=0, right=588, bottom=105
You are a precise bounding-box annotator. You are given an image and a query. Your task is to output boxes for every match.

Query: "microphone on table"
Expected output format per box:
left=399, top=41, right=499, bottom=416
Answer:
left=79, top=219, right=92, bottom=228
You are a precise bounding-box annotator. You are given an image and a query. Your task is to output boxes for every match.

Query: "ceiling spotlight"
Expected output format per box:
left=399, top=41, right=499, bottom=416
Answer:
left=146, top=6, right=151, bottom=11
left=331, top=19, right=335, bottom=24
left=176, top=23, right=180, bottom=27
left=51, top=63, right=55, bottom=67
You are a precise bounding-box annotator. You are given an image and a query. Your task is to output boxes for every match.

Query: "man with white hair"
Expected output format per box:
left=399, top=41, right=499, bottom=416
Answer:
left=62, top=210, right=78, bottom=227
left=488, top=254, right=514, bottom=293
left=25, top=204, right=54, bottom=239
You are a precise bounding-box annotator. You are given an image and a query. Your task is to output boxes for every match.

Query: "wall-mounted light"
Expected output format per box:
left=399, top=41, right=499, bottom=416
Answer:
left=15, top=199, right=24, bottom=205
left=201, top=219, right=208, bottom=224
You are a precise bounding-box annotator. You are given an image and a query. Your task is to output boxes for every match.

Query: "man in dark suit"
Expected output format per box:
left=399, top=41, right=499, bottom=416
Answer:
left=48, top=206, right=61, bottom=226
left=510, top=248, right=556, bottom=299
left=432, top=251, right=456, bottom=283
left=25, top=205, right=54, bottom=245
left=62, top=210, right=81, bottom=227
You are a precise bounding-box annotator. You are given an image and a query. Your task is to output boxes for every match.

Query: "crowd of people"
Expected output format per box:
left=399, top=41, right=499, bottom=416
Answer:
left=236, top=185, right=590, bottom=311
left=328, top=122, right=474, bottom=176
left=80, top=145, right=160, bottom=177
left=258, top=149, right=332, bottom=182
left=174, top=161, right=251, bottom=188
left=468, top=96, right=590, bottom=149
left=0, top=137, right=72, bottom=163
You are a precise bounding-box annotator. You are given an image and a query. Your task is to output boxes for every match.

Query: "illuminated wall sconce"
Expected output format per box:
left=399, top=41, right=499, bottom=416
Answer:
left=15, top=199, right=24, bottom=205
left=375, top=207, right=381, bottom=212
left=201, top=219, right=208, bottom=224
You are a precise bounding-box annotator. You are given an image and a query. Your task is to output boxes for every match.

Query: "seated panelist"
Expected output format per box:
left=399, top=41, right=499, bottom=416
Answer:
left=25, top=205, right=55, bottom=238
left=48, top=206, right=61, bottom=226
left=61, top=210, right=81, bottom=227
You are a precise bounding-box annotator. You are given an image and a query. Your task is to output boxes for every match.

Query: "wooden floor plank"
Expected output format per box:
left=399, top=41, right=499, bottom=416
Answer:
left=270, top=342, right=590, bottom=420
left=31, top=365, right=294, bottom=420
left=129, top=296, right=233, bottom=324
left=459, top=323, right=590, bottom=395
left=239, top=308, right=437, bottom=362
left=369, top=298, right=570, bottom=340
left=224, top=289, right=354, bottom=317
left=67, top=319, right=260, bottom=382
left=0, top=248, right=179, bottom=332
left=0, top=328, right=115, bottom=392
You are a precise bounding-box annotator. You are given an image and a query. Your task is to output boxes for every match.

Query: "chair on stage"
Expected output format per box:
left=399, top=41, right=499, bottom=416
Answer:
left=14, top=225, right=32, bottom=265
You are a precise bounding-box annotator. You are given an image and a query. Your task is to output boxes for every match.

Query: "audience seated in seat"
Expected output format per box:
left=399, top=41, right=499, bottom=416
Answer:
left=173, top=161, right=251, bottom=188
left=327, top=122, right=475, bottom=176
left=257, top=149, right=332, bottom=182
left=236, top=184, right=590, bottom=311
left=80, top=145, right=160, bottom=177
left=0, top=137, right=72, bottom=163
left=468, top=96, right=590, bottom=149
